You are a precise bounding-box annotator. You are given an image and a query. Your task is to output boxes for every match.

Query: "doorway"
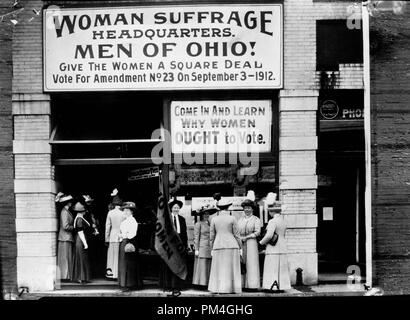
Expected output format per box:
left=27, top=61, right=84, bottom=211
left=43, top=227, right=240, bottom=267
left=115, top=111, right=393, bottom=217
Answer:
left=55, top=164, right=160, bottom=283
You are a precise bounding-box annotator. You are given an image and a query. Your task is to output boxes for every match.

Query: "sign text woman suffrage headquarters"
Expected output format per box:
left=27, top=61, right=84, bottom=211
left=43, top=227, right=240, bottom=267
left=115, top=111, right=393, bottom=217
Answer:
left=44, top=5, right=283, bottom=91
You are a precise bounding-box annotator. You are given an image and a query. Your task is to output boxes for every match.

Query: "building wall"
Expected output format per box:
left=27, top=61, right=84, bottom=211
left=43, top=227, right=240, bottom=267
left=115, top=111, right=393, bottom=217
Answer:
left=0, top=3, right=17, bottom=295
left=11, top=0, right=362, bottom=291
left=370, top=9, right=410, bottom=294
left=12, top=0, right=55, bottom=292
left=280, top=0, right=361, bottom=285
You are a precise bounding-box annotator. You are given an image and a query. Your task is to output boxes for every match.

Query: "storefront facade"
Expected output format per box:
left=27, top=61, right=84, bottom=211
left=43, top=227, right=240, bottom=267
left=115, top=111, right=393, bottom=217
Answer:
left=10, top=0, right=366, bottom=292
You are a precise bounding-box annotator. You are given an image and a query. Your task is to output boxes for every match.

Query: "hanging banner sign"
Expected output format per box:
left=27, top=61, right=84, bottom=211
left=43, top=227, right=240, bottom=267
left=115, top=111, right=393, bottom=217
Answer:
left=128, top=166, right=159, bottom=181
left=43, top=4, right=283, bottom=91
left=170, top=100, right=272, bottom=153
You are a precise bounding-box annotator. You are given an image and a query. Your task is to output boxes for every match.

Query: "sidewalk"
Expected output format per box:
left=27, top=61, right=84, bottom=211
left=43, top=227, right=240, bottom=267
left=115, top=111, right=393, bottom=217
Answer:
left=20, top=283, right=366, bottom=300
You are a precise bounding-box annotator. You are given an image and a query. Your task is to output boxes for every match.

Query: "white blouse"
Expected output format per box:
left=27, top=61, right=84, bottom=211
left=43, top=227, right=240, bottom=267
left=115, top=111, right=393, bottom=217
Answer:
left=119, top=216, right=138, bottom=240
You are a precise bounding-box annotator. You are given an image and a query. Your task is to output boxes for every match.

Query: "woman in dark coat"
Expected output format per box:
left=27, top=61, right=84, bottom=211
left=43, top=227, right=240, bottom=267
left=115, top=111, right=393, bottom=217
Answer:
left=118, top=202, right=143, bottom=290
left=159, top=198, right=188, bottom=296
left=72, top=200, right=92, bottom=283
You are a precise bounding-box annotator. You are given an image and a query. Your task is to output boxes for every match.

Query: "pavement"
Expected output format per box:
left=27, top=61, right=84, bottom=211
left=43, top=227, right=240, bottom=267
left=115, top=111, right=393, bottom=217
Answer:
left=18, top=283, right=366, bottom=300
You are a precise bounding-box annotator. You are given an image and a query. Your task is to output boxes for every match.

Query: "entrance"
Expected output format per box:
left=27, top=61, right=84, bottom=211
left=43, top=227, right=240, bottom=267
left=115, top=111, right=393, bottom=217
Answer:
left=55, top=164, right=160, bottom=282
left=317, top=156, right=365, bottom=274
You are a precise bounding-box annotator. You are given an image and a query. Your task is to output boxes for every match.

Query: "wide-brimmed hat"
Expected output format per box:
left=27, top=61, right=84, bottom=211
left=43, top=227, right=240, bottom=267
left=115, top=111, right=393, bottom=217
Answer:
left=217, top=198, right=232, bottom=210
left=121, top=201, right=137, bottom=211
left=241, top=199, right=256, bottom=209
left=55, top=192, right=73, bottom=203
left=72, top=202, right=86, bottom=212
left=82, top=195, right=93, bottom=204
left=197, top=204, right=218, bottom=215
left=169, top=198, right=183, bottom=209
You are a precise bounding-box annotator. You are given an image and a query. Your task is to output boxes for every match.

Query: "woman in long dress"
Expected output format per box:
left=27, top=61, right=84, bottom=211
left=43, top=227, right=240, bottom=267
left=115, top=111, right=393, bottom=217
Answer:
left=259, top=201, right=291, bottom=291
left=72, top=200, right=91, bottom=283
left=159, top=198, right=187, bottom=295
left=192, top=205, right=217, bottom=287
left=238, top=199, right=261, bottom=290
left=56, top=193, right=74, bottom=281
left=118, top=202, right=143, bottom=290
left=208, top=199, right=242, bottom=294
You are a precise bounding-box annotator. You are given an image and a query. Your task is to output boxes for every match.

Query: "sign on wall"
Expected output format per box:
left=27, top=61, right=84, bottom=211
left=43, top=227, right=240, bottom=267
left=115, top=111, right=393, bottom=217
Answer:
left=170, top=100, right=272, bottom=153
left=43, top=5, right=283, bottom=91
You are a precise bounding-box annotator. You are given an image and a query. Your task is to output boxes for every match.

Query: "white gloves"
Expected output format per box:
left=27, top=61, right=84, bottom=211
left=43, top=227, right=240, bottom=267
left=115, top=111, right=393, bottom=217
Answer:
left=195, top=250, right=199, bottom=256
left=239, top=249, right=243, bottom=256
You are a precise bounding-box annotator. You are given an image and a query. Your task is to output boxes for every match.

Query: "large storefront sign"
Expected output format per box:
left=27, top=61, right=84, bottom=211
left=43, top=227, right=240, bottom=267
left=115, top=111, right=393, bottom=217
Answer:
left=170, top=100, right=272, bottom=153
left=43, top=4, right=283, bottom=91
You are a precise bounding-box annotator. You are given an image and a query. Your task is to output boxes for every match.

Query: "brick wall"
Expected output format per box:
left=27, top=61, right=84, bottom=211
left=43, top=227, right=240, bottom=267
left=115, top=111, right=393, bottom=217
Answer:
left=0, top=3, right=17, bottom=295
left=371, top=9, right=410, bottom=294
left=12, top=0, right=56, bottom=292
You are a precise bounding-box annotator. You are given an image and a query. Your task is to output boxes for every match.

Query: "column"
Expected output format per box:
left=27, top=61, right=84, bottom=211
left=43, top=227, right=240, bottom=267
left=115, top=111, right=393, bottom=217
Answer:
left=279, top=89, right=318, bottom=285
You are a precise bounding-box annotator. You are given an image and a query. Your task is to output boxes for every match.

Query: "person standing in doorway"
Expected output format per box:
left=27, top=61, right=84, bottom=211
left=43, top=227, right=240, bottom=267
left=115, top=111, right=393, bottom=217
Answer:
left=105, top=190, right=125, bottom=280
left=72, top=199, right=92, bottom=283
left=192, top=204, right=217, bottom=287
left=238, top=199, right=262, bottom=291
left=208, top=198, right=242, bottom=294
left=159, top=198, right=187, bottom=296
left=259, top=201, right=291, bottom=292
left=118, top=201, right=143, bottom=291
left=56, top=193, right=74, bottom=282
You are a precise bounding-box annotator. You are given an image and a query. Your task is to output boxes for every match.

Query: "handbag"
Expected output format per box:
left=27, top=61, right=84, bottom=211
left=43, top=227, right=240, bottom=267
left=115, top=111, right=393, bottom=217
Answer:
left=259, top=227, right=279, bottom=247
left=268, top=232, right=279, bottom=246
left=124, top=243, right=136, bottom=253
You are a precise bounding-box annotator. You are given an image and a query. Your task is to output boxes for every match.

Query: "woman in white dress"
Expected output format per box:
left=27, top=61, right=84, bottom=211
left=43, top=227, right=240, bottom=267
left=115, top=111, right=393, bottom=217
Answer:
left=208, top=199, right=242, bottom=294
left=259, top=201, right=291, bottom=291
left=238, top=199, right=261, bottom=290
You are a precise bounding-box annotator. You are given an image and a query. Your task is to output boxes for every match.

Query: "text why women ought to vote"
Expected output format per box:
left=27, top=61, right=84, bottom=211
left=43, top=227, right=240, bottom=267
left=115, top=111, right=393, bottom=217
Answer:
left=170, top=101, right=272, bottom=154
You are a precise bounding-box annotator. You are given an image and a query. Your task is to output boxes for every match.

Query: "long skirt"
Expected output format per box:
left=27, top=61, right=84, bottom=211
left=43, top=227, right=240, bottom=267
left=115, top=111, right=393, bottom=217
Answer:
left=57, top=241, right=73, bottom=280
left=106, top=242, right=120, bottom=278
left=242, top=238, right=260, bottom=289
left=208, top=248, right=242, bottom=294
left=118, top=240, right=143, bottom=289
left=262, top=253, right=291, bottom=290
left=159, top=260, right=185, bottom=291
left=73, top=235, right=90, bottom=282
left=192, top=256, right=211, bottom=286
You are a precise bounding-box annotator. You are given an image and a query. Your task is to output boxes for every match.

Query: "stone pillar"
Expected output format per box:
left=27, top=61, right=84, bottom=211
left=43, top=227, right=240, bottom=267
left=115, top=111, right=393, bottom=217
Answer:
left=279, top=89, right=318, bottom=285
left=13, top=93, right=57, bottom=292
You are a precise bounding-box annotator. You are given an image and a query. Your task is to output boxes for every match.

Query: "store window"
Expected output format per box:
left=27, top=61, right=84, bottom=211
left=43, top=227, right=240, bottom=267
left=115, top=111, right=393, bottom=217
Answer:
left=50, top=92, right=163, bottom=162
left=316, top=20, right=363, bottom=70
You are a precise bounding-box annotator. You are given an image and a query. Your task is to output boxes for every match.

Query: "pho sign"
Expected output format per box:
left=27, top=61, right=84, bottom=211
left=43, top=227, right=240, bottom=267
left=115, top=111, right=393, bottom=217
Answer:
left=43, top=4, right=283, bottom=91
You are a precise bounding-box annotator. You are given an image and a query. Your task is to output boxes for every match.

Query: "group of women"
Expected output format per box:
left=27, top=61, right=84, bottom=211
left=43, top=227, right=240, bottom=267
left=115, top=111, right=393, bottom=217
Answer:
left=57, top=191, right=291, bottom=294
left=192, top=197, right=291, bottom=294
left=56, top=194, right=142, bottom=291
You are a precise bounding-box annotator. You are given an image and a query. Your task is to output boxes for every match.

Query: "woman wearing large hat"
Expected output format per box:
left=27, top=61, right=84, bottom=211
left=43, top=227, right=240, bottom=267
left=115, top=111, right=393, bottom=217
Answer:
left=238, top=199, right=262, bottom=290
left=72, top=199, right=92, bottom=283
left=159, top=198, right=188, bottom=296
left=56, top=193, right=74, bottom=281
left=192, top=204, right=218, bottom=287
left=118, top=202, right=143, bottom=290
left=208, top=198, right=242, bottom=294
left=105, top=190, right=126, bottom=280
left=259, top=199, right=291, bottom=291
